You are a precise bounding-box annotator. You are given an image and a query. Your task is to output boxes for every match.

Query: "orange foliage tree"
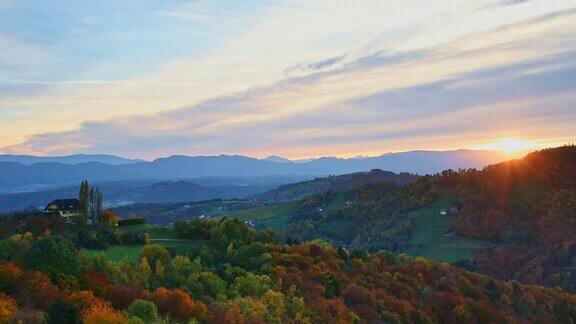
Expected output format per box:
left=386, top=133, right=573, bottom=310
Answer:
left=82, top=299, right=126, bottom=324
left=16, top=271, right=60, bottom=309
left=151, top=287, right=208, bottom=322
left=0, top=293, right=18, bottom=322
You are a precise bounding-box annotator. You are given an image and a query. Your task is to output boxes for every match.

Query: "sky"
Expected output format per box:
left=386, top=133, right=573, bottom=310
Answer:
left=0, top=0, right=575, bottom=159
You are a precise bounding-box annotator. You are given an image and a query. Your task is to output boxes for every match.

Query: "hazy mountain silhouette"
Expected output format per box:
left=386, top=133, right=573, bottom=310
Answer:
left=0, top=154, right=143, bottom=165
left=0, top=149, right=511, bottom=194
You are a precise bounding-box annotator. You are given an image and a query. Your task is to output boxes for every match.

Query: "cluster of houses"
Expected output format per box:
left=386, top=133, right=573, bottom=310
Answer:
left=440, top=206, right=459, bottom=216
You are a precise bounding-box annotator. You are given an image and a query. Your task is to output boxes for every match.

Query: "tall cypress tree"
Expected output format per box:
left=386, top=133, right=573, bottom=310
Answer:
left=89, top=187, right=96, bottom=225
left=77, top=180, right=89, bottom=227
left=96, top=189, right=104, bottom=224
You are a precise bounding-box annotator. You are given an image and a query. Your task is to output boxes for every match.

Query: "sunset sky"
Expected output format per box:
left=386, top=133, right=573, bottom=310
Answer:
left=1, top=0, right=575, bottom=159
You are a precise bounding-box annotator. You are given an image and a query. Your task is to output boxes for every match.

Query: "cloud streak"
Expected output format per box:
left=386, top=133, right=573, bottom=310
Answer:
left=1, top=1, right=575, bottom=158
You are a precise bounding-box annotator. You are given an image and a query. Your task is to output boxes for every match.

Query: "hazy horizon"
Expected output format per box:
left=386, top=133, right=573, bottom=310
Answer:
left=0, top=146, right=530, bottom=162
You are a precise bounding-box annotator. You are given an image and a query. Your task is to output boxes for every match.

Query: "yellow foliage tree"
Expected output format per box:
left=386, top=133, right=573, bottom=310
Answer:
left=0, top=293, right=18, bottom=322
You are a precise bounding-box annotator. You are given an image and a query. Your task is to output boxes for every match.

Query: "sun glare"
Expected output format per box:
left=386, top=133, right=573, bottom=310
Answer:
left=482, top=138, right=538, bottom=154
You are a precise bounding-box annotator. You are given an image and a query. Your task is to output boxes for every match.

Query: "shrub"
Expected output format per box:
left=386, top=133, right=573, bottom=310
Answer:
left=118, top=218, right=145, bottom=227
left=100, top=210, right=120, bottom=227
left=121, top=231, right=149, bottom=245
left=76, top=227, right=125, bottom=250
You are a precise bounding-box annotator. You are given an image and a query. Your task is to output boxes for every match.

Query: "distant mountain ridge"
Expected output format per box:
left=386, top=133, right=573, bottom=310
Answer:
left=0, top=154, right=143, bottom=165
left=0, top=149, right=511, bottom=194
left=263, top=155, right=292, bottom=163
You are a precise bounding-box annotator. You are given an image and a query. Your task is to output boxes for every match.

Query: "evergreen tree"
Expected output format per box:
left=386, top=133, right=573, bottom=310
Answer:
left=88, top=187, right=105, bottom=225
left=89, top=187, right=104, bottom=225
left=77, top=180, right=90, bottom=228
left=97, top=188, right=104, bottom=223
left=45, top=300, right=82, bottom=324
left=89, top=187, right=96, bottom=225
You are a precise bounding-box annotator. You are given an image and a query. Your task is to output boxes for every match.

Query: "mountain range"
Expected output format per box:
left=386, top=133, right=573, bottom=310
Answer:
left=0, top=149, right=511, bottom=194
left=0, top=154, right=143, bottom=165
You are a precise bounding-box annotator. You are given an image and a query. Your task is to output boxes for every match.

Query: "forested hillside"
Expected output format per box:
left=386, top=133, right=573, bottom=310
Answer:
left=229, top=145, right=576, bottom=292
left=0, top=216, right=575, bottom=323
left=254, top=169, right=418, bottom=202
left=0, top=146, right=575, bottom=322
left=437, top=145, right=576, bottom=291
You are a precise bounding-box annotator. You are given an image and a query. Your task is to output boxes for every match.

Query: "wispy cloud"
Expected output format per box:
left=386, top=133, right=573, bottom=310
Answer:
left=476, top=0, right=534, bottom=11
left=1, top=1, right=575, bottom=158
left=284, top=55, right=347, bottom=77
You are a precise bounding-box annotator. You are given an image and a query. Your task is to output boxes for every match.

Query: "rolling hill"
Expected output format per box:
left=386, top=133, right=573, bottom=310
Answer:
left=0, top=179, right=294, bottom=213
left=221, top=145, right=576, bottom=292
left=254, top=169, right=419, bottom=202
left=2, top=146, right=576, bottom=322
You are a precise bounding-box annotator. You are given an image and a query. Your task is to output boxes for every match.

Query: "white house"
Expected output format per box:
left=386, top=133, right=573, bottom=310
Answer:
left=44, top=198, right=80, bottom=222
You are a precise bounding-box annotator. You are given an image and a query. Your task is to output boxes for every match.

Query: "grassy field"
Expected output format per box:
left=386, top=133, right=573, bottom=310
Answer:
left=84, top=224, right=211, bottom=262
left=223, top=202, right=300, bottom=229
left=401, top=194, right=495, bottom=263
left=316, top=219, right=355, bottom=242
left=84, top=245, right=142, bottom=262
left=123, top=224, right=176, bottom=239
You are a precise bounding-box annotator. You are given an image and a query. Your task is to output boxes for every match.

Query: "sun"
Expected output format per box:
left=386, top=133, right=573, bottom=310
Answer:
left=482, top=138, right=538, bottom=155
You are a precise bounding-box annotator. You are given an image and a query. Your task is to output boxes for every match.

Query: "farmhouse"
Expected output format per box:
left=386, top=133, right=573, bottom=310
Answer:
left=44, top=198, right=80, bottom=221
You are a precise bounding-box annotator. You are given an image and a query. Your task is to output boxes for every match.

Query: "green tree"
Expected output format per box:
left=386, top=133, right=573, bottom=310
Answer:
left=45, top=300, right=82, bottom=324
left=127, top=299, right=159, bottom=322
left=96, top=189, right=104, bottom=223
left=127, top=317, right=144, bottom=324
left=232, top=273, right=272, bottom=298
left=89, top=187, right=104, bottom=225
left=89, top=187, right=96, bottom=225
left=139, top=245, right=170, bottom=271
left=77, top=180, right=90, bottom=228
left=185, top=271, right=227, bottom=299
left=24, top=236, right=82, bottom=278
left=138, top=257, right=152, bottom=289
